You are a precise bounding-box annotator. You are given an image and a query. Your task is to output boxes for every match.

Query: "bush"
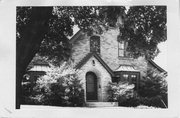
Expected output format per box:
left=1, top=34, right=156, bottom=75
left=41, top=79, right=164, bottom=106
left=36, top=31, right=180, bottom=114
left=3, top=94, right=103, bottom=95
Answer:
left=22, top=63, right=85, bottom=107
left=120, top=95, right=140, bottom=107
left=138, top=69, right=168, bottom=108
left=47, top=74, right=85, bottom=107
left=107, top=82, right=135, bottom=106
left=107, top=69, right=168, bottom=108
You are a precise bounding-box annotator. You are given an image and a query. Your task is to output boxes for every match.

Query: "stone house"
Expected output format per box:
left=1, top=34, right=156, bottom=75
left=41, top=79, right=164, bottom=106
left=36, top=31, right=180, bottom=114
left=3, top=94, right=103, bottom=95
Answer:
left=69, top=28, right=166, bottom=103
left=25, top=27, right=166, bottom=106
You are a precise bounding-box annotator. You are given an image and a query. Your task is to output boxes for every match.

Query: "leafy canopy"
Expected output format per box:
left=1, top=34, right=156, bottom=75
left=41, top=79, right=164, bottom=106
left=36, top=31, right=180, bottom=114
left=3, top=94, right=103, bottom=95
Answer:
left=17, top=6, right=166, bottom=65
left=119, top=6, right=166, bottom=59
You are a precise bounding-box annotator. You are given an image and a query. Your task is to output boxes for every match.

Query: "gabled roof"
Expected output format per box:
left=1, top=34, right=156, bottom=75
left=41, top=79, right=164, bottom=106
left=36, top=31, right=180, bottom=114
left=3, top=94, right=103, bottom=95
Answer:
left=33, top=60, right=49, bottom=66
left=148, top=59, right=167, bottom=73
left=69, top=30, right=83, bottom=44
left=75, top=52, right=114, bottom=76
left=115, top=65, right=139, bottom=72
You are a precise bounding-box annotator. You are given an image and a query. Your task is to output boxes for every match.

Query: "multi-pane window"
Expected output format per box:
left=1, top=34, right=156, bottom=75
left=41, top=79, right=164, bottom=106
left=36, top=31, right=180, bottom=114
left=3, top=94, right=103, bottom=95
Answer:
left=131, top=74, right=138, bottom=90
left=90, top=36, right=100, bottom=55
left=119, top=72, right=139, bottom=90
left=118, top=41, right=125, bottom=57
left=118, top=41, right=133, bottom=58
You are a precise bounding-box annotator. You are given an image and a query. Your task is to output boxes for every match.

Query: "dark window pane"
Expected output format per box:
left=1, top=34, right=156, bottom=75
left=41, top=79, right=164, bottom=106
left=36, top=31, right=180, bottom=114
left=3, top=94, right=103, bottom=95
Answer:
left=90, top=36, right=100, bottom=55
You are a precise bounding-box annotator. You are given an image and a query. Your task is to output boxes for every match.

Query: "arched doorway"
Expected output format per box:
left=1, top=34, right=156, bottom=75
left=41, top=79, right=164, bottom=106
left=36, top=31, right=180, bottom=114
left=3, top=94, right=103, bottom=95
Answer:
left=86, top=72, right=98, bottom=101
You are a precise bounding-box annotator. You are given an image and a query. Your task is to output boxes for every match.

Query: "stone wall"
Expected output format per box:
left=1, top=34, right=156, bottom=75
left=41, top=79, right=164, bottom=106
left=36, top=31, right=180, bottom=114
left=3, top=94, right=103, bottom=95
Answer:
left=78, top=56, right=112, bottom=102
left=71, top=28, right=148, bottom=79
left=71, top=33, right=90, bottom=66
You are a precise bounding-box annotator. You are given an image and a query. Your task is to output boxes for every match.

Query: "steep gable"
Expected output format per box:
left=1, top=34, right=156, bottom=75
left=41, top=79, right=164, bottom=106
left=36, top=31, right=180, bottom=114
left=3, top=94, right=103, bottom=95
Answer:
left=75, top=52, right=114, bottom=76
left=70, top=28, right=166, bottom=79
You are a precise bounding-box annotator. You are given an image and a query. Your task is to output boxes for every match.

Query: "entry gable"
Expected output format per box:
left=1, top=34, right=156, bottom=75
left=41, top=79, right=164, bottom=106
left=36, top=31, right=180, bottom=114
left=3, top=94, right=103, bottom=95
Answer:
left=75, top=52, right=114, bottom=76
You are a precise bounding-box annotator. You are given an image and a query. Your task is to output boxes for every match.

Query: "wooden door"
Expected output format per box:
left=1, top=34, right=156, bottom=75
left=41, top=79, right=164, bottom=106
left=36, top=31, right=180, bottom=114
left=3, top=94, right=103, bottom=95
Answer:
left=86, top=72, right=97, bottom=101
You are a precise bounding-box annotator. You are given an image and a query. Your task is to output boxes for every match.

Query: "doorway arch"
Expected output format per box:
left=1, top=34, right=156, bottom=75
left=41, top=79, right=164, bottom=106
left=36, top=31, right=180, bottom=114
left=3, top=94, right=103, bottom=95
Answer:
left=86, top=72, right=98, bottom=101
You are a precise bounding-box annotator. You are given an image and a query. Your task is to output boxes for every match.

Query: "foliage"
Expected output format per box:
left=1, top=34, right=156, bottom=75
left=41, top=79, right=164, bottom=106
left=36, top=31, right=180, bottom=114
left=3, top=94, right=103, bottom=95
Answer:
left=22, top=63, right=85, bottom=106
left=107, top=82, right=135, bottom=104
left=137, top=69, right=168, bottom=108
left=107, top=69, right=167, bottom=108
left=17, top=5, right=167, bottom=70
left=119, top=6, right=166, bottom=59
left=17, top=6, right=167, bottom=108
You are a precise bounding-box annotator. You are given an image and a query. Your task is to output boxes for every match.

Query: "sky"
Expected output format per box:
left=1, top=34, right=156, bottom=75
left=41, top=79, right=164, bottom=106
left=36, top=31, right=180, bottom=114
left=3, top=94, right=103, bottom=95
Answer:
left=154, top=41, right=167, bottom=70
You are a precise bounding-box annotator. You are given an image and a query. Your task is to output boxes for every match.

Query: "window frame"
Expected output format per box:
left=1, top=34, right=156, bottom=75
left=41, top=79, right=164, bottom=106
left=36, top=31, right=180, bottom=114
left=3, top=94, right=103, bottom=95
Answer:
left=90, top=36, right=100, bottom=55
left=115, top=71, right=140, bottom=91
left=118, top=41, right=125, bottom=57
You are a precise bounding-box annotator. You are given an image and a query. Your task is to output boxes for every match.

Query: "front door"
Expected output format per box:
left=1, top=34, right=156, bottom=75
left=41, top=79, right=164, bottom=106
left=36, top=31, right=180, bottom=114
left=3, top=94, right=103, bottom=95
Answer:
left=86, top=72, right=98, bottom=101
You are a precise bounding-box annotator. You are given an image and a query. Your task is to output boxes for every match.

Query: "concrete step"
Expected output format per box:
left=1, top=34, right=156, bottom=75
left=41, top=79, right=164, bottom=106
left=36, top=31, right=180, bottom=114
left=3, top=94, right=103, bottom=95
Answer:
left=85, top=102, right=118, bottom=107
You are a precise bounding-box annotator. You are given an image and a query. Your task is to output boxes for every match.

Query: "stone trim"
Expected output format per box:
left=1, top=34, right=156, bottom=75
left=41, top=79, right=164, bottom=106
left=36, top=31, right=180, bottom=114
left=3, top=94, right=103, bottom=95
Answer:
left=75, top=52, right=114, bottom=76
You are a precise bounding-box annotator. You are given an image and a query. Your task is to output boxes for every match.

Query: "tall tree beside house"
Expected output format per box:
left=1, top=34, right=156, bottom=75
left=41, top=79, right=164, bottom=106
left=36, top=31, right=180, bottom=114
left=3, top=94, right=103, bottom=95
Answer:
left=16, top=6, right=166, bottom=109
left=119, top=6, right=166, bottom=59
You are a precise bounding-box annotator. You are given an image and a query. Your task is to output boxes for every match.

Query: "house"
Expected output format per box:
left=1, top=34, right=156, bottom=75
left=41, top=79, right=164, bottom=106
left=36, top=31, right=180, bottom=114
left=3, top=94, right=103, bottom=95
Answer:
left=23, top=59, right=50, bottom=92
left=25, top=27, right=166, bottom=106
left=69, top=28, right=166, bottom=103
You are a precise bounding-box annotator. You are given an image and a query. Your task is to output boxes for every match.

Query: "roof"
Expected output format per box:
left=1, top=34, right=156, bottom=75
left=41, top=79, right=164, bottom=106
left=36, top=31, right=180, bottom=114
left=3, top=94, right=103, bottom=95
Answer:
left=69, top=30, right=83, bottom=44
left=33, top=60, right=49, bottom=66
left=75, top=52, right=114, bottom=76
left=148, top=59, right=167, bottom=73
left=29, top=65, right=50, bottom=72
left=115, top=65, right=139, bottom=72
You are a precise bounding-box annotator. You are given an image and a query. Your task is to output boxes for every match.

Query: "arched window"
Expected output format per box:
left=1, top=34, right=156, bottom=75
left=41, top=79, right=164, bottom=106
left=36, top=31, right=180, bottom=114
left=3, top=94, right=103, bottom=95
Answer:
left=90, top=36, right=100, bottom=55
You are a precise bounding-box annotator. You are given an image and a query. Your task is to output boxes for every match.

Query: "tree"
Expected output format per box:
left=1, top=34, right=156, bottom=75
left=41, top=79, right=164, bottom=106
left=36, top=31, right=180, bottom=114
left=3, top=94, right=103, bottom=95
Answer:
left=138, top=69, right=168, bottom=108
left=16, top=7, right=54, bottom=109
left=119, top=6, right=166, bottom=59
left=16, top=6, right=166, bottom=109
left=16, top=6, right=126, bottom=108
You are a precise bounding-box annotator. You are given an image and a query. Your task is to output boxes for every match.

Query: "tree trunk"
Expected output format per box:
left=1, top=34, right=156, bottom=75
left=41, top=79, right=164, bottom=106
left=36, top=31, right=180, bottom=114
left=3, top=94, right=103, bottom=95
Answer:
left=16, top=7, right=53, bottom=109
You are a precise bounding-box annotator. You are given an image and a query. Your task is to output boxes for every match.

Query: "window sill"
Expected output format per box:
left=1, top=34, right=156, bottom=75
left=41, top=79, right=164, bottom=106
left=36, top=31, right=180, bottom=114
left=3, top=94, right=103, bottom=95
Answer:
left=118, top=56, right=134, bottom=60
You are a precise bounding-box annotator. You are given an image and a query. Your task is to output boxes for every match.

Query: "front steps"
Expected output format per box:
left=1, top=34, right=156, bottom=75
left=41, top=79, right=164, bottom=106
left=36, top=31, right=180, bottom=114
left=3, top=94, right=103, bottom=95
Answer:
left=85, top=102, right=118, bottom=107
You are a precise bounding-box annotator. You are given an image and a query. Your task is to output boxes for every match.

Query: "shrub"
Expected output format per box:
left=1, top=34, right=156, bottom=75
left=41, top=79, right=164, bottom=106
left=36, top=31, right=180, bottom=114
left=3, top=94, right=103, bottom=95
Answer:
left=107, top=82, right=135, bottom=105
left=138, top=69, right=168, bottom=108
left=120, top=95, right=140, bottom=107
left=107, top=68, right=168, bottom=108
left=22, top=62, right=85, bottom=107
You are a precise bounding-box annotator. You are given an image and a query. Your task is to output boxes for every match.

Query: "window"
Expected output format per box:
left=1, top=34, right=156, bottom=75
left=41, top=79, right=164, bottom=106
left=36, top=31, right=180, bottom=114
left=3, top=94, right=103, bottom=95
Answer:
left=118, top=41, right=125, bottom=57
left=118, top=41, right=133, bottom=58
left=118, top=72, right=139, bottom=90
left=90, top=36, right=100, bottom=55
left=131, top=74, right=138, bottom=90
